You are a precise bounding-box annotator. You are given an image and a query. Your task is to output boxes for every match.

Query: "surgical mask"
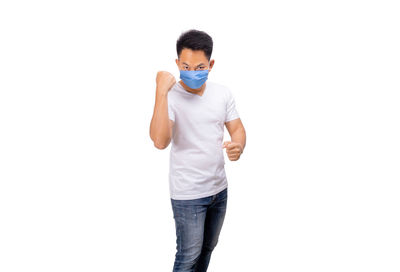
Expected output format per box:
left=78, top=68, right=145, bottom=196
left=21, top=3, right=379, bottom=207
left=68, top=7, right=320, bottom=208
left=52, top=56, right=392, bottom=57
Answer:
left=179, top=69, right=209, bottom=89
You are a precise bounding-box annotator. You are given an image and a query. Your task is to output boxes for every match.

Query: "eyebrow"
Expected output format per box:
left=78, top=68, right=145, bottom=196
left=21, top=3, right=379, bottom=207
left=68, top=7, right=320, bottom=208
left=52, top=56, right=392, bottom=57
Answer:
left=182, top=62, right=206, bottom=67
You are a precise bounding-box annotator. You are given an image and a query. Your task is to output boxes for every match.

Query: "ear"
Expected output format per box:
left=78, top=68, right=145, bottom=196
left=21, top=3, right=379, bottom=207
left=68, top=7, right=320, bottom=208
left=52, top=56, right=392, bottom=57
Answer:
left=209, top=59, right=215, bottom=71
left=175, top=58, right=179, bottom=66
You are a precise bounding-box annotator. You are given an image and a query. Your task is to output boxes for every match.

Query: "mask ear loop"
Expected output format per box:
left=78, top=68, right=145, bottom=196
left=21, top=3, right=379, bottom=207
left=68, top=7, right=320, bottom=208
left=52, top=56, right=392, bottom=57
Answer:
left=207, top=60, right=212, bottom=72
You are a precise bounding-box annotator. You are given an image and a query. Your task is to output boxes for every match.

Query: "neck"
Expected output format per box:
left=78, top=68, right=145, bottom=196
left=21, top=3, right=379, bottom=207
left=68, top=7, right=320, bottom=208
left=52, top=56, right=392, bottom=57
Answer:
left=179, top=80, right=206, bottom=96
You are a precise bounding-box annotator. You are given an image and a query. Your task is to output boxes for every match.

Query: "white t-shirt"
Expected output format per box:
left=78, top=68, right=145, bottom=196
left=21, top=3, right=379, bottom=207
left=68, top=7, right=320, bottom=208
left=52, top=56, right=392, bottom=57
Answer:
left=167, top=80, right=240, bottom=200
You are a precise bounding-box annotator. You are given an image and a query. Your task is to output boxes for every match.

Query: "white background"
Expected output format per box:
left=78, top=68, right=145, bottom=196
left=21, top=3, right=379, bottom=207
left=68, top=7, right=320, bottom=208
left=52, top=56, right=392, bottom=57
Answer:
left=1, top=0, right=399, bottom=271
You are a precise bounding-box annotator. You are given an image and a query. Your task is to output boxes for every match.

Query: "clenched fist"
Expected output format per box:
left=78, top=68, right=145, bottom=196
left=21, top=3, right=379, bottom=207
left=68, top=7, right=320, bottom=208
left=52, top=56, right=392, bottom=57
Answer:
left=156, top=71, right=176, bottom=95
left=222, top=141, right=243, bottom=161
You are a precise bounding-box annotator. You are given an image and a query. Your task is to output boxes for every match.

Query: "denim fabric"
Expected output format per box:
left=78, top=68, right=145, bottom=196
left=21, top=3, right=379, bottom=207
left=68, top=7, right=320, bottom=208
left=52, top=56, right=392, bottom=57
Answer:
left=171, top=187, right=228, bottom=272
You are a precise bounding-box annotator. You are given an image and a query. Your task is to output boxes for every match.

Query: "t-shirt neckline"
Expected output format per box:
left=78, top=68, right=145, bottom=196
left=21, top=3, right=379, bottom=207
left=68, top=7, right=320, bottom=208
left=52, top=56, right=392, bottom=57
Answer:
left=178, top=81, right=208, bottom=98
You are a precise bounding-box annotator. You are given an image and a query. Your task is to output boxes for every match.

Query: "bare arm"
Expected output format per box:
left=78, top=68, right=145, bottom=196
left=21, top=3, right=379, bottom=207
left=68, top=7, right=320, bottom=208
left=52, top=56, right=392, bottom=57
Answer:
left=149, top=71, right=176, bottom=149
left=223, top=118, right=246, bottom=161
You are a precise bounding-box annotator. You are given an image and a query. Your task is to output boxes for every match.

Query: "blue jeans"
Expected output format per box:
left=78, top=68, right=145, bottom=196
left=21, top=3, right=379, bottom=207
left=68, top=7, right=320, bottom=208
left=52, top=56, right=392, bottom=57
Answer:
left=171, top=187, right=228, bottom=272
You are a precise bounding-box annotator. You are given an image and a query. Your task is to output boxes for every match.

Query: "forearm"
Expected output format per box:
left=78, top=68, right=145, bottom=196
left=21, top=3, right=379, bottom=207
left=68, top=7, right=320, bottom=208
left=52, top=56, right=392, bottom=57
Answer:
left=230, top=127, right=246, bottom=153
left=150, top=91, right=171, bottom=148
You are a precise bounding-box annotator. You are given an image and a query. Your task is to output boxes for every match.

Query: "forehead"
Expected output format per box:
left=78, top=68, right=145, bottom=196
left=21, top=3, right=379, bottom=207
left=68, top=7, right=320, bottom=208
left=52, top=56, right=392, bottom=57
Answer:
left=179, top=48, right=208, bottom=65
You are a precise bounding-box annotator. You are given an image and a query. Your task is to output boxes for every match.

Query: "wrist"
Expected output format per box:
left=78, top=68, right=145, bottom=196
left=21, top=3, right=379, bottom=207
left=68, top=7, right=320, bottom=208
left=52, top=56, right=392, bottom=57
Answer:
left=156, top=90, right=168, bottom=99
left=156, top=85, right=168, bottom=94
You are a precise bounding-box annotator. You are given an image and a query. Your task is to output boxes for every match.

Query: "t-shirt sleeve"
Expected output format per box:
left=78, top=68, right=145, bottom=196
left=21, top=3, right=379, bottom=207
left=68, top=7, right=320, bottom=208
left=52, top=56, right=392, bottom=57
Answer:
left=168, top=94, right=175, bottom=122
left=225, top=88, right=240, bottom=122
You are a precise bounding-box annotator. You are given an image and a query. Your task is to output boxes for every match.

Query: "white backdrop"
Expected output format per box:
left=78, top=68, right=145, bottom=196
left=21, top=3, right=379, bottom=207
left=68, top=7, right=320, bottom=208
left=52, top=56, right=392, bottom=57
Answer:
left=1, top=0, right=399, bottom=271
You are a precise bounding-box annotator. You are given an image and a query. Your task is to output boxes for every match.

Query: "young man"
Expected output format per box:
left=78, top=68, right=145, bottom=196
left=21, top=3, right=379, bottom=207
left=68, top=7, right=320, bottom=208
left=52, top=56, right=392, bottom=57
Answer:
left=149, top=29, right=246, bottom=272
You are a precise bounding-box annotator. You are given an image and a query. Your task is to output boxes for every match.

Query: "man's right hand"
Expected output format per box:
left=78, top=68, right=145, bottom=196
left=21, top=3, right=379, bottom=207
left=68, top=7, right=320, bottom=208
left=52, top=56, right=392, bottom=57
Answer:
left=156, top=71, right=176, bottom=95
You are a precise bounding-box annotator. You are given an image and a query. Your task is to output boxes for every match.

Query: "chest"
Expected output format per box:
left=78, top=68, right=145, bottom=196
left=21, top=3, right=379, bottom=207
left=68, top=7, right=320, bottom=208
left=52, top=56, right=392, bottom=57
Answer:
left=174, top=95, right=226, bottom=127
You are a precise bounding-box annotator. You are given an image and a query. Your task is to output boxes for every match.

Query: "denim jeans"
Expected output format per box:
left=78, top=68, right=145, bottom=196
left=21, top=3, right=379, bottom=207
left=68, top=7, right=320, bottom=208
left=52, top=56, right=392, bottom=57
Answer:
left=171, top=187, right=228, bottom=272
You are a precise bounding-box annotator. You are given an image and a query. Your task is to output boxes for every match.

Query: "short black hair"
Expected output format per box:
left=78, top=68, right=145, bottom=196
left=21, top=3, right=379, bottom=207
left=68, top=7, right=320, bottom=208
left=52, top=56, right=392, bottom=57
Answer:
left=176, top=29, right=213, bottom=61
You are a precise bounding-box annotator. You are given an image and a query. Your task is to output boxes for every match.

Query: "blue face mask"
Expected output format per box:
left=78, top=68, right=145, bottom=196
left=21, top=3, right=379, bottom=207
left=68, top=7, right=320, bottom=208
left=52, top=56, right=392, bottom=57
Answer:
left=179, top=69, right=209, bottom=89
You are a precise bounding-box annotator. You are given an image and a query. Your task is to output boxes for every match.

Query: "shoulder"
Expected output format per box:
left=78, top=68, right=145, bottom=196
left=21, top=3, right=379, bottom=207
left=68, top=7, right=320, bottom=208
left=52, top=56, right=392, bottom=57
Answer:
left=207, top=81, right=232, bottom=99
left=207, top=80, right=229, bottom=91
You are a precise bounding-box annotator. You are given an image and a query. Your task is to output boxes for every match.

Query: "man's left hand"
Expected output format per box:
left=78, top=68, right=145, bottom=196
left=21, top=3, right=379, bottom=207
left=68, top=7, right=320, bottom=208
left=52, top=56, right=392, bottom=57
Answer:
left=222, top=141, right=243, bottom=161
